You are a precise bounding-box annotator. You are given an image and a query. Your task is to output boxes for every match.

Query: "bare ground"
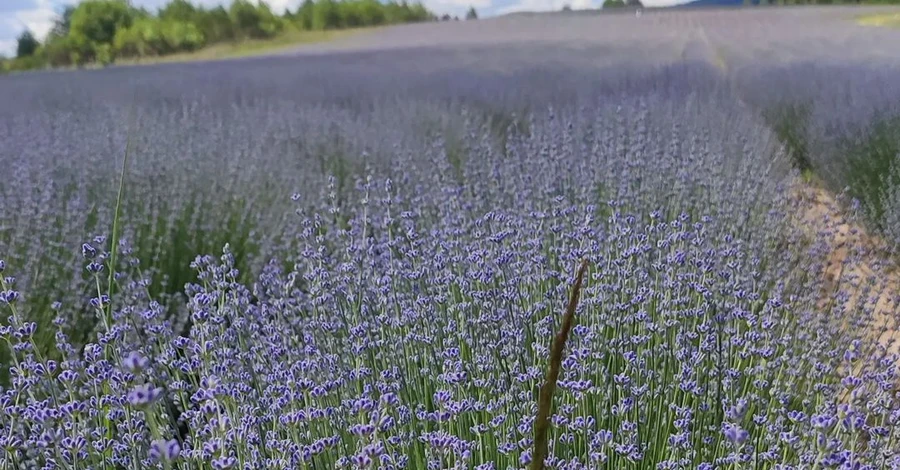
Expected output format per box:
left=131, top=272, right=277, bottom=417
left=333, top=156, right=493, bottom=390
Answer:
left=791, top=182, right=900, bottom=361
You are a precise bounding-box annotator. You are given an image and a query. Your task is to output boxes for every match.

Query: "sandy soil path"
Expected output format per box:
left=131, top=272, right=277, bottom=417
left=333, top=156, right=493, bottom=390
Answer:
left=791, top=183, right=899, bottom=360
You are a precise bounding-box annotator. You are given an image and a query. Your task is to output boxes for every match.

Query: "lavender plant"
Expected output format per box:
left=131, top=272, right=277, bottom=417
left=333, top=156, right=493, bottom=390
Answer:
left=1, top=9, right=899, bottom=469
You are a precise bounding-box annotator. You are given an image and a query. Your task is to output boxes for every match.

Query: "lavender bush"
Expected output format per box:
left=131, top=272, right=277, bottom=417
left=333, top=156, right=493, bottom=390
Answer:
left=2, top=9, right=900, bottom=469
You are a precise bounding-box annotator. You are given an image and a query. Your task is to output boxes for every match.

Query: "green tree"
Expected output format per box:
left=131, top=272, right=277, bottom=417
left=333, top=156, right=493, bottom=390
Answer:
left=339, top=1, right=363, bottom=27
left=465, top=6, right=478, bottom=19
left=113, top=19, right=152, bottom=57
left=158, top=0, right=198, bottom=22
left=50, top=5, right=76, bottom=37
left=358, top=0, right=388, bottom=26
left=70, top=0, right=135, bottom=45
left=313, top=0, right=343, bottom=30
left=294, top=0, right=316, bottom=31
left=95, top=43, right=113, bottom=65
left=67, top=0, right=136, bottom=63
left=603, top=0, right=626, bottom=7
left=43, top=34, right=75, bottom=67
left=16, top=30, right=40, bottom=58
left=408, top=3, right=433, bottom=21
left=295, top=0, right=316, bottom=29
left=195, top=6, right=236, bottom=43
left=385, top=1, right=415, bottom=23
left=229, top=0, right=282, bottom=39
left=159, top=19, right=205, bottom=52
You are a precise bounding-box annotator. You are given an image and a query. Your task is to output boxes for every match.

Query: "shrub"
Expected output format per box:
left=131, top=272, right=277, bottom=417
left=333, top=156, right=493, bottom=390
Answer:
left=841, top=115, right=900, bottom=227
left=763, top=102, right=812, bottom=172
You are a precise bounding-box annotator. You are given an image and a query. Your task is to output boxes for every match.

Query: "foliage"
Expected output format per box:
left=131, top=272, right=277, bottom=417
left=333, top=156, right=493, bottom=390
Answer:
left=466, top=6, right=479, bottom=19
left=312, top=0, right=344, bottom=29
left=603, top=0, right=627, bottom=7
left=158, top=0, right=199, bottom=22
left=15, top=30, right=40, bottom=58
left=3, top=54, right=46, bottom=73
left=43, top=34, right=77, bottom=67
left=296, top=0, right=317, bottom=29
left=50, top=5, right=76, bottom=38
left=114, top=18, right=206, bottom=58
left=69, top=0, right=135, bottom=47
left=229, top=0, right=283, bottom=39
left=763, top=102, right=812, bottom=171
left=7, top=0, right=434, bottom=72
left=840, top=116, right=900, bottom=228
left=194, top=6, right=237, bottom=44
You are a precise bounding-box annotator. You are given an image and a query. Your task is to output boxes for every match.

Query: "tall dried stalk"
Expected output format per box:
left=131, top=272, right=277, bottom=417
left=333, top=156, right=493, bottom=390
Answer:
left=530, top=258, right=589, bottom=470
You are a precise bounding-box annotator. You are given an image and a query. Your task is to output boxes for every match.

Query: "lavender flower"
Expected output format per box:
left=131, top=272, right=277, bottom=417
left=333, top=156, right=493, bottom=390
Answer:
left=122, top=351, right=149, bottom=372
left=149, top=439, right=181, bottom=462
left=127, top=383, right=163, bottom=406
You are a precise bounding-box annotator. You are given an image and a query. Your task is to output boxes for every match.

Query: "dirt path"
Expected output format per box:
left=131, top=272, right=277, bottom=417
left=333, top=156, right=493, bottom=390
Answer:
left=791, top=182, right=900, bottom=360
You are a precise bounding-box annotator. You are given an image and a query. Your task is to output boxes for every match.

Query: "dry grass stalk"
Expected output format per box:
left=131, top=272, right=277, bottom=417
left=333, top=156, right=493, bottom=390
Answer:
left=530, top=258, right=589, bottom=470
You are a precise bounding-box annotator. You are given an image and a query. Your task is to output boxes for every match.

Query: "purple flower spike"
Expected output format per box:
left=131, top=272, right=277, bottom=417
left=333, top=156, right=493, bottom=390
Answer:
left=127, top=383, right=162, bottom=406
left=150, top=439, right=181, bottom=462
left=2, top=290, right=19, bottom=304
left=211, top=456, right=236, bottom=470
left=723, top=424, right=749, bottom=446
left=122, top=351, right=149, bottom=372
left=81, top=243, right=97, bottom=259
left=85, top=262, right=104, bottom=274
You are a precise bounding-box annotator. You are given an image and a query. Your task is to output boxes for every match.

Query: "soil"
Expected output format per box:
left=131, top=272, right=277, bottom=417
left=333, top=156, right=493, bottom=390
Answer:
left=792, top=182, right=899, bottom=360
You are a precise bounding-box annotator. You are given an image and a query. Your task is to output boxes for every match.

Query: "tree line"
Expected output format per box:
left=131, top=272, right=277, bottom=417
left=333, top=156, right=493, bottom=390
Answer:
left=2, top=0, right=447, bottom=72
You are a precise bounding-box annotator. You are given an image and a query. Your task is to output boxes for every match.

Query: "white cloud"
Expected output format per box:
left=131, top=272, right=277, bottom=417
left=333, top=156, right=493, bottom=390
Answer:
left=0, top=0, right=58, bottom=56
left=264, top=0, right=301, bottom=13
left=0, top=40, right=15, bottom=58
left=15, top=0, right=57, bottom=39
left=495, top=0, right=571, bottom=14
left=425, top=0, right=492, bottom=16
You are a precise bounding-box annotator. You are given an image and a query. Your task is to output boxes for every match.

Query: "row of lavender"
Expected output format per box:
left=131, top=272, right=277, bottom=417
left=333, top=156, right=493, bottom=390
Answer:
left=697, top=8, right=900, bottom=250
left=1, top=49, right=898, bottom=468
left=735, top=61, right=900, bottom=252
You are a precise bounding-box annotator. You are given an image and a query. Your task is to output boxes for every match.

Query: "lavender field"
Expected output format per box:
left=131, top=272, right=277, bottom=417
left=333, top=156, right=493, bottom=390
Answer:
left=2, top=6, right=900, bottom=470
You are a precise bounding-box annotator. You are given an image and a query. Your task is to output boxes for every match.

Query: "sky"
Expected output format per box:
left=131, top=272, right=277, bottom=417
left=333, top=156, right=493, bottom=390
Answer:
left=0, top=0, right=685, bottom=57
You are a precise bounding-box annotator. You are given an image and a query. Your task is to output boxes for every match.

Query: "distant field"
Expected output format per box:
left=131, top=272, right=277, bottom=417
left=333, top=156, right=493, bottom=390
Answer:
left=116, top=27, right=368, bottom=66
left=858, top=12, right=900, bottom=27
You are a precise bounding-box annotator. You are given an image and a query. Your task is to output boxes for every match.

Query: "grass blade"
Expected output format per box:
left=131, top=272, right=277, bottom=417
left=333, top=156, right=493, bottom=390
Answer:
left=105, top=93, right=137, bottom=325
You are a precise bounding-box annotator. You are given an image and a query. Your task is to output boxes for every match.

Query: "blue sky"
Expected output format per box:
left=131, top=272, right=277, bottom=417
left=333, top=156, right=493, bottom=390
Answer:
left=0, top=0, right=684, bottom=57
